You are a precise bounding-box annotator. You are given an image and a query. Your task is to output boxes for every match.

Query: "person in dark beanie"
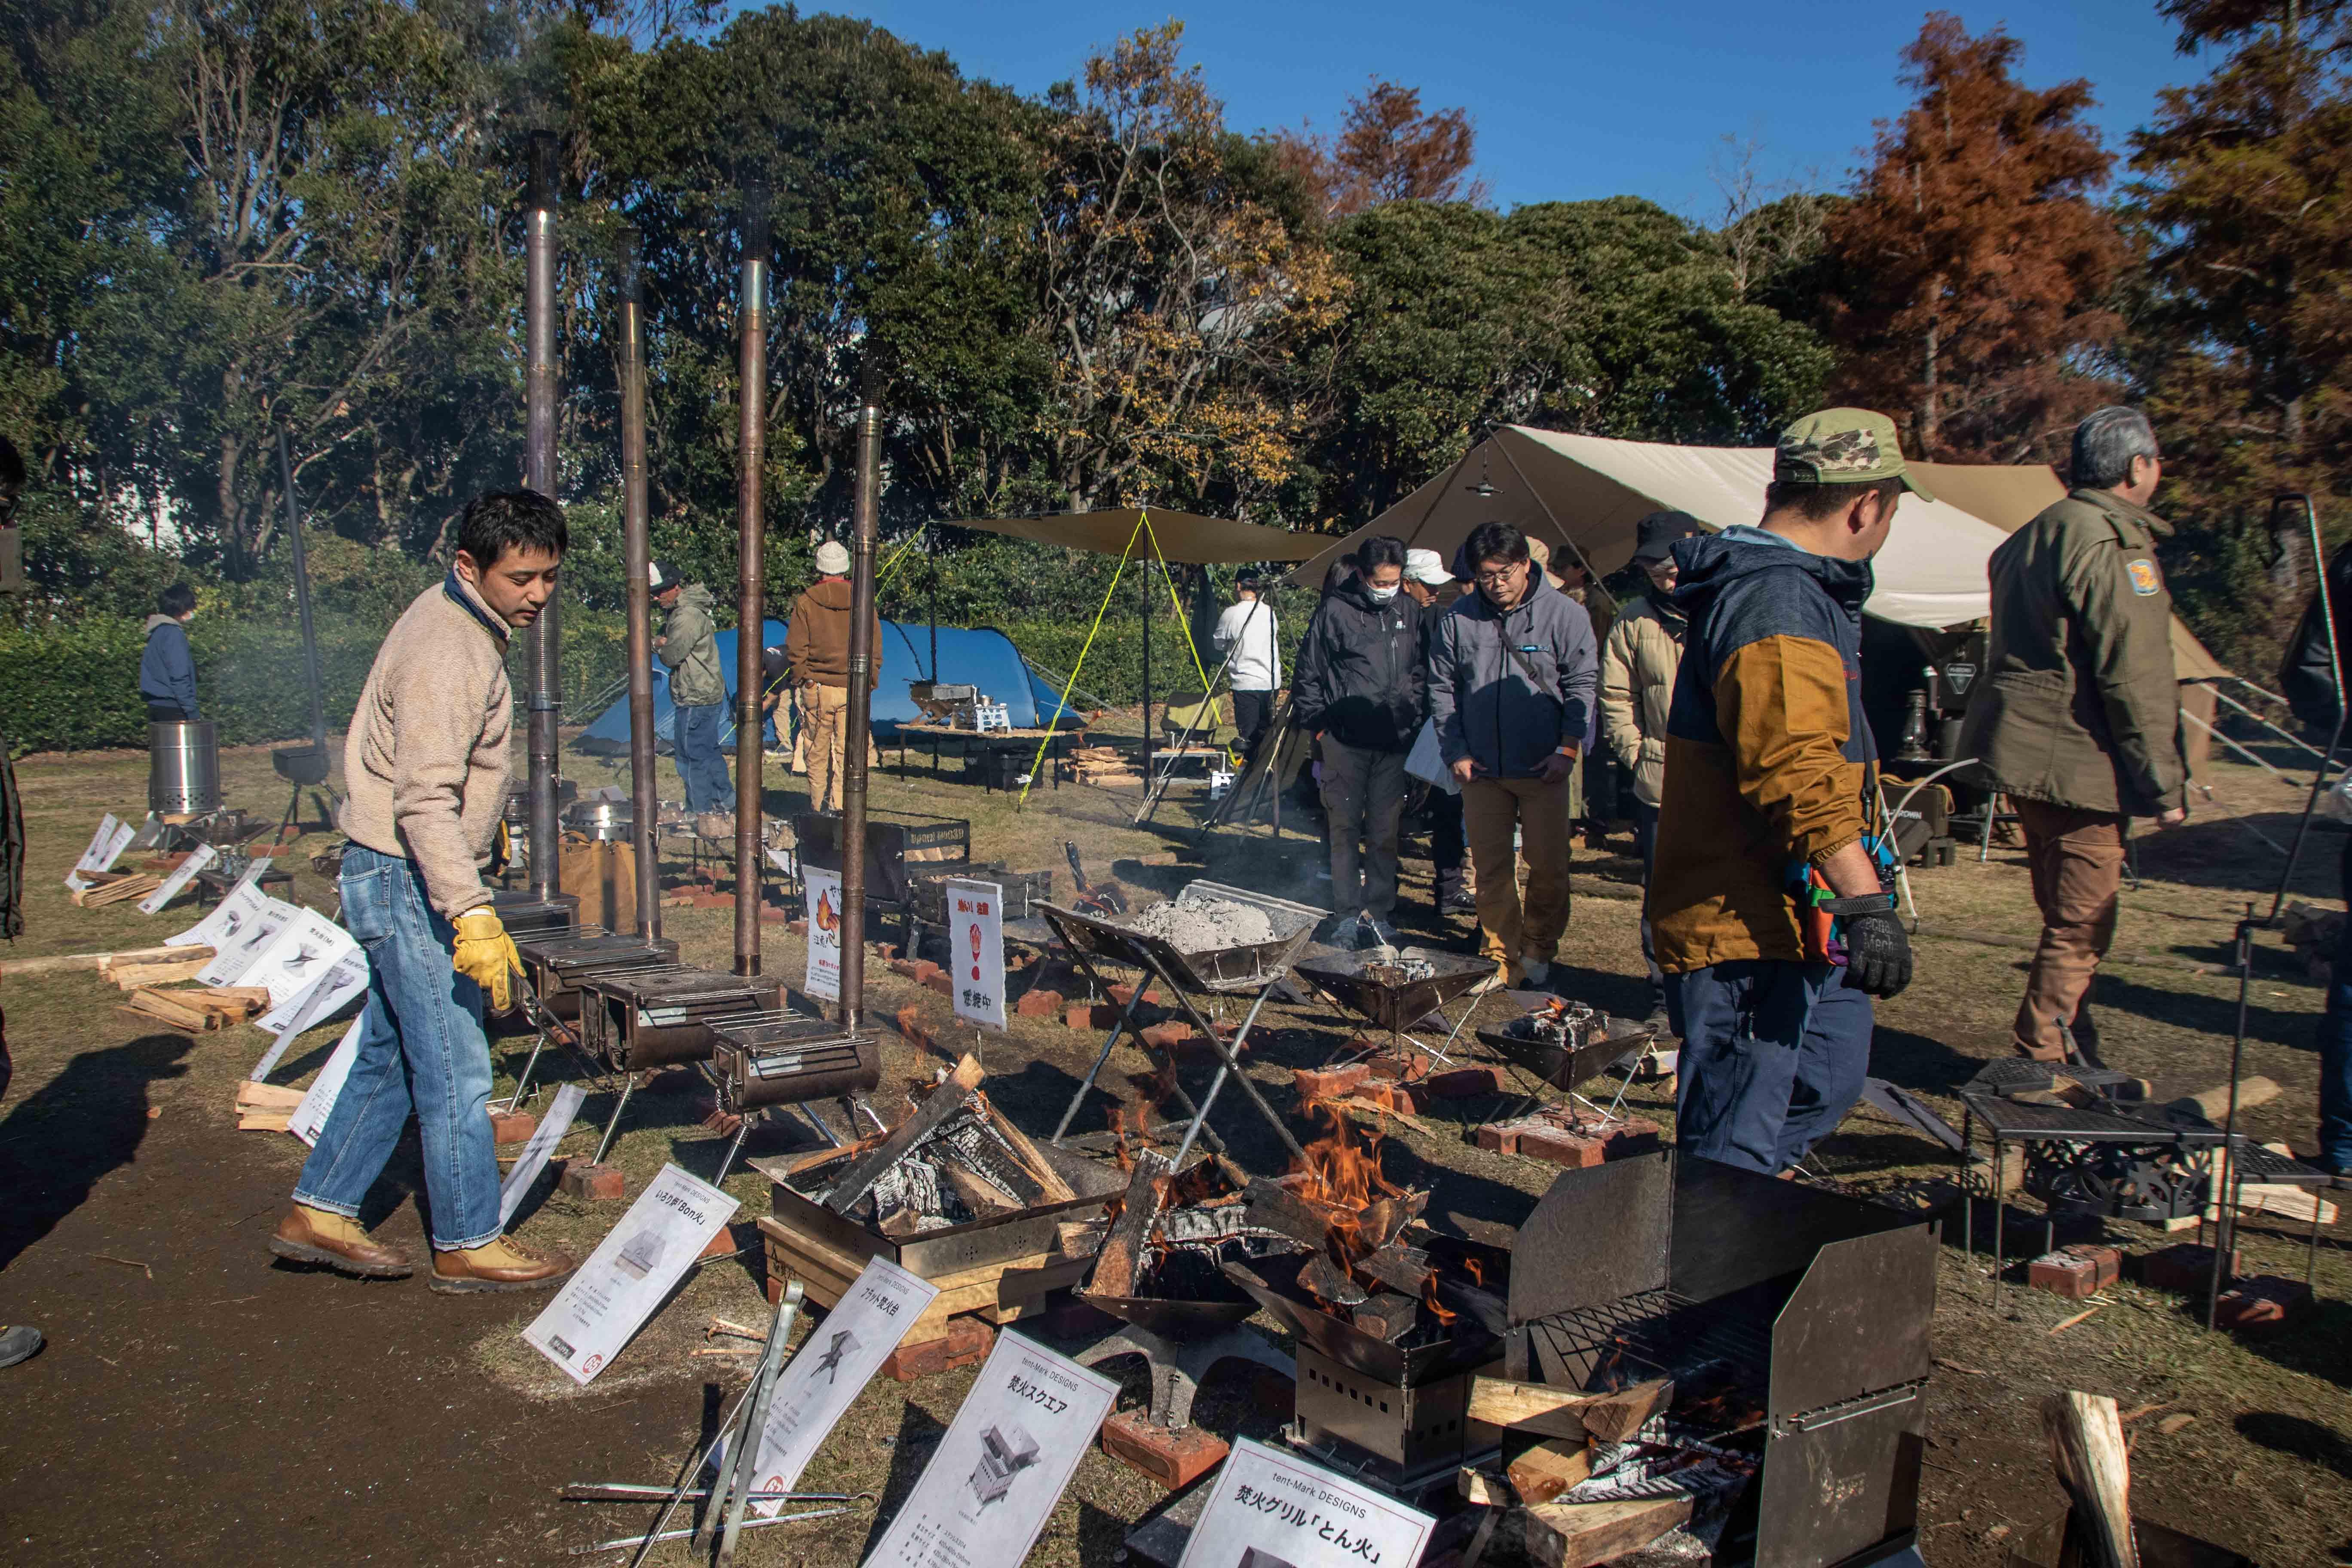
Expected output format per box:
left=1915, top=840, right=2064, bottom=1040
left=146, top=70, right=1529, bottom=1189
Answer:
left=139, top=583, right=202, bottom=720
left=1293, top=535, right=1425, bottom=935
left=1599, top=510, right=1702, bottom=1026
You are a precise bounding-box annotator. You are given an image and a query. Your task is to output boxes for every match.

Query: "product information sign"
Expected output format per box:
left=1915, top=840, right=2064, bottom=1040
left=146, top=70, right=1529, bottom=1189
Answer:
left=499, top=1083, right=587, bottom=1225
left=859, top=1332, right=1118, bottom=1568
left=747, top=1255, right=942, bottom=1516
left=254, top=946, right=369, bottom=1040
left=169, top=860, right=275, bottom=948
left=65, top=814, right=135, bottom=891
left=137, top=842, right=219, bottom=914
left=288, top=1016, right=367, bottom=1146
left=195, top=895, right=301, bottom=985
left=946, top=879, right=1007, bottom=1032
left=1176, top=1438, right=1436, bottom=1568
left=521, top=1163, right=738, bottom=1386
left=803, top=866, right=843, bottom=1002
left=227, top=907, right=358, bottom=1005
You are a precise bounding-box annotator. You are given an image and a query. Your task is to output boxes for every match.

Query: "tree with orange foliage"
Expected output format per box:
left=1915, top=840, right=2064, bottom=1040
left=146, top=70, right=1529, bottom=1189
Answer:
left=1276, top=80, right=1488, bottom=219
left=1821, top=14, right=2124, bottom=463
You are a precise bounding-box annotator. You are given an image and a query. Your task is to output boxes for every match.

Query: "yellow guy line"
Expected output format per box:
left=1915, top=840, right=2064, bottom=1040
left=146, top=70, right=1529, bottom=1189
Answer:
left=1016, top=512, right=1147, bottom=810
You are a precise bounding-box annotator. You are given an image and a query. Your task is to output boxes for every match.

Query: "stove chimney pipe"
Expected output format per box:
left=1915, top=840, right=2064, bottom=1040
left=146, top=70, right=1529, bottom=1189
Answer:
left=618, top=228, right=658, bottom=940
left=733, top=178, right=770, bottom=977
left=523, top=128, right=562, bottom=900
left=837, top=355, right=883, bottom=1029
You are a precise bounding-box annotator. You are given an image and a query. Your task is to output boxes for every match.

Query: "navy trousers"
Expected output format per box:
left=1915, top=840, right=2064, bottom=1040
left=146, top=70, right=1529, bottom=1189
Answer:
left=2318, top=839, right=2352, bottom=1169
left=1669, top=959, right=1873, bottom=1174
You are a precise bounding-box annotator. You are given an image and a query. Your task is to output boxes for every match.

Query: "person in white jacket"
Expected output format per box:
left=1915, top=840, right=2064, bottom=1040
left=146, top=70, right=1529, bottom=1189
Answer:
left=1213, top=573, right=1281, bottom=763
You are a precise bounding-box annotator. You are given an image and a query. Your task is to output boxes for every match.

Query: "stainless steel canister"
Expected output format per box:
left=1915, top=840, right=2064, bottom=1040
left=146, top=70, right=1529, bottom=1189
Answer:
left=148, top=720, right=220, bottom=814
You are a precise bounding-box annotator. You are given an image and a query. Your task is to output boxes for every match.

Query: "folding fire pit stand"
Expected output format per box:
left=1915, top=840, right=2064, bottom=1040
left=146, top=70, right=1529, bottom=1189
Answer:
left=1290, top=946, right=1493, bottom=1067
left=1041, top=882, right=1326, bottom=1165
left=1477, top=997, right=1656, bottom=1126
left=704, top=1011, right=883, bottom=1185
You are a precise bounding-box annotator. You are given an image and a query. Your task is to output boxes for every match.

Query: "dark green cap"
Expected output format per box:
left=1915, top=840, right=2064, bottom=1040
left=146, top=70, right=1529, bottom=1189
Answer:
left=1775, top=408, right=1934, bottom=502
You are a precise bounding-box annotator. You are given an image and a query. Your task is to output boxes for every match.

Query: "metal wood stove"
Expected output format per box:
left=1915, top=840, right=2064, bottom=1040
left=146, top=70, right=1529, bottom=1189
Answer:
left=514, top=928, right=680, bottom=1020
left=491, top=886, right=581, bottom=937
left=575, top=964, right=782, bottom=1164
left=1508, top=1151, right=1936, bottom=1568
left=702, top=1012, right=884, bottom=1184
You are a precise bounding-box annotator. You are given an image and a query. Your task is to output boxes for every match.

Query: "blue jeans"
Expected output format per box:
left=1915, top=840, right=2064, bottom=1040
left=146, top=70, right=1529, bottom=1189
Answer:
left=674, top=701, right=732, bottom=812
left=2319, top=840, right=2352, bottom=1168
left=1669, top=959, right=1873, bottom=1175
left=293, top=845, right=501, bottom=1250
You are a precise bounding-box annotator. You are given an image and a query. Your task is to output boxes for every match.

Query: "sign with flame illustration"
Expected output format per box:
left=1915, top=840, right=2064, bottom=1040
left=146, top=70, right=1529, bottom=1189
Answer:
left=804, top=867, right=842, bottom=1002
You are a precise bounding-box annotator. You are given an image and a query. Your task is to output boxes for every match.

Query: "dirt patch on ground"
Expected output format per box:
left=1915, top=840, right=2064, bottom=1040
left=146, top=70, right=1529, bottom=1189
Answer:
left=0, top=731, right=2348, bottom=1563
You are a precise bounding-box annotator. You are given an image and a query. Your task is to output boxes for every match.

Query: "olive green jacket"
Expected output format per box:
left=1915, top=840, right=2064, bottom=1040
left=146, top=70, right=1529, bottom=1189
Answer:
left=1959, top=488, right=2187, bottom=817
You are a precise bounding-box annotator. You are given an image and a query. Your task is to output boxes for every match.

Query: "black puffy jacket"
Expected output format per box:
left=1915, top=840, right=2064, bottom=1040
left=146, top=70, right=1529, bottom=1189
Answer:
left=1292, top=574, right=1426, bottom=753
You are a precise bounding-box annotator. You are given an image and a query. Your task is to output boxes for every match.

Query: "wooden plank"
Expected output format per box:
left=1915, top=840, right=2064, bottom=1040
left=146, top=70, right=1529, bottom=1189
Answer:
left=2204, top=1185, right=2338, bottom=1226
left=1521, top=1495, right=1693, bottom=1568
left=1467, top=1377, right=1674, bottom=1443
left=1087, top=1152, right=1172, bottom=1300
left=754, top=1215, right=1056, bottom=1342
left=1, top=944, right=211, bottom=979
left=2040, top=1391, right=2139, bottom=1568
left=104, top=952, right=217, bottom=990
left=1506, top=1437, right=1593, bottom=1505
left=981, top=1099, right=1078, bottom=1204
left=236, top=1082, right=306, bottom=1110
left=1456, top=1467, right=1519, bottom=1508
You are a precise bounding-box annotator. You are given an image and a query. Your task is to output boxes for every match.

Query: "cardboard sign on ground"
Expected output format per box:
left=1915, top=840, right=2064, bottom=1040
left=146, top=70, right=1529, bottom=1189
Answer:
left=138, top=842, right=219, bottom=914
left=749, top=1255, right=942, bottom=1517
left=521, top=1163, right=738, bottom=1386
left=66, top=814, right=135, bottom=891
left=228, top=907, right=357, bottom=1006
left=288, top=1017, right=367, bottom=1146
left=1176, top=1437, right=1436, bottom=1568
left=195, top=896, right=301, bottom=986
left=858, top=1331, right=1118, bottom=1568
left=254, top=947, right=369, bottom=1040
left=498, top=1084, right=587, bottom=1225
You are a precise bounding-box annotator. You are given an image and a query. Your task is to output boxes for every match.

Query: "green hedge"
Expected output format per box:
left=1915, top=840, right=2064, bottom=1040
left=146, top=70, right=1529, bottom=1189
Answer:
left=994, top=610, right=1311, bottom=710
left=0, top=609, right=633, bottom=755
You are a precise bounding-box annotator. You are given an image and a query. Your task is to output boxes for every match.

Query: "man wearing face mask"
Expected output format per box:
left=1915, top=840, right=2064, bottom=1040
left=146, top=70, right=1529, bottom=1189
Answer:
left=1429, top=521, right=1598, bottom=993
left=1649, top=410, right=1918, bottom=1176
left=1292, top=535, right=1425, bottom=939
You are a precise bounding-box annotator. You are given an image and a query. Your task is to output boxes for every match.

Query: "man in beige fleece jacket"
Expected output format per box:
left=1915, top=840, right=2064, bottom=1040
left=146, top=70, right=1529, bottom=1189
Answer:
left=272, top=491, right=576, bottom=1292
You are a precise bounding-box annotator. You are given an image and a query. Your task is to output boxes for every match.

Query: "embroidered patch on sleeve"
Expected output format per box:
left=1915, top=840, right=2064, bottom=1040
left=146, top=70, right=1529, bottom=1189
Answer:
left=2126, top=557, right=2162, bottom=596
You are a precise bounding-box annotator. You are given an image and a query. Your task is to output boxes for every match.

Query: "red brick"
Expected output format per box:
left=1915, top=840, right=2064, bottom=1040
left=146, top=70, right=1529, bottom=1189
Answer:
left=1100, top=1406, right=1230, bottom=1488
left=2028, top=1251, right=2102, bottom=1300
left=2063, top=1243, right=2122, bottom=1289
left=689, top=891, right=732, bottom=909
left=2215, top=1275, right=2312, bottom=1330
left=1295, top=1064, right=1373, bottom=1102
left=1106, top=982, right=1163, bottom=1009
left=1067, top=1002, right=1115, bottom=1030
left=873, top=943, right=900, bottom=963
left=1015, top=988, right=1065, bottom=1018
left=558, top=1159, right=626, bottom=1200
left=2140, top=1243, right=2240, bottom=1295
left=1139, top=1021, right=1190, bottom=1052
left=788, top=919, right=808, bottom=936
left=700, top=1224, right=743, bottom=1261
left=487, top=1109, right=537, bottom=1146
left=890, top=958, right=925, bottom=979
left=1364, top=1052, right=1436, bottom=1081
left=923, top=971, right=953, bottom=996
left=1601, top=1118, right=1665, bottom=1159
left=1424, top=1066, right=1506, bottom=1099
left=759, top=903, right=791, bottom=923
left=1516, top=1125, right=1607, bottom=1168
left=1475, top=1119, right=1541, bottom=1154
left=882, top=1316, right=995, bottom=1381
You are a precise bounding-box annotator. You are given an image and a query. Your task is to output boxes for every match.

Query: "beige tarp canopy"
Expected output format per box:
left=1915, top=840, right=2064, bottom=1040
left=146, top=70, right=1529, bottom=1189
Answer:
left=947, top=506, right=1324, bottom=565
left=1286, top=427, right=2230, bottom=680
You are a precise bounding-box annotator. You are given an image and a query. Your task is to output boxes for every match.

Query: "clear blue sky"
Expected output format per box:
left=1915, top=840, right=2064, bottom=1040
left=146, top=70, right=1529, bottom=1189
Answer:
left=778, top=1, right=2212, bottom=216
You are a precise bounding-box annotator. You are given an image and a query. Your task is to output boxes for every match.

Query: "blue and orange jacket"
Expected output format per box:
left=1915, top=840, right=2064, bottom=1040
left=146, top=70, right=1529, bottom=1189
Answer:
left=1646, top=526, right=1875, bottom=972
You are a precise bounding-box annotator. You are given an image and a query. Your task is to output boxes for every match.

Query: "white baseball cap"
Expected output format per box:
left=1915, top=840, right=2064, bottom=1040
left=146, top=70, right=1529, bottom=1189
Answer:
left=1403, top=548, right=1452, bottom=587
left=814, top=539, right=850, bottom=575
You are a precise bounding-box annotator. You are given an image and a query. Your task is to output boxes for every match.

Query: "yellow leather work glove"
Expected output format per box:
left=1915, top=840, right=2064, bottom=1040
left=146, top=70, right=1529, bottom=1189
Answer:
left=487, top=819, right=513, bottom=880
left=451, top=906, right=522, bottom=1015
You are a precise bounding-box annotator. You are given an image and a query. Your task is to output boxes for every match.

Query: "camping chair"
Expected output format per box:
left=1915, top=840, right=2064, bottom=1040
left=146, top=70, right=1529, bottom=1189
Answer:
left=1159, top=689, right=1229, bottom=753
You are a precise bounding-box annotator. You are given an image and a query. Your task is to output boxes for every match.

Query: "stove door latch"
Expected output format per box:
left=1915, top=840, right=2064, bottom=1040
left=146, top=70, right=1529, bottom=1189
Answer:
left=1769, top=1381, right=1923, bottom=1438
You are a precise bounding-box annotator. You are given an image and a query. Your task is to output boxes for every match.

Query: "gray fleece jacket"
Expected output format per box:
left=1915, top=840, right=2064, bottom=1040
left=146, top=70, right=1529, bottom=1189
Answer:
left=1428, top=569, right=1599, bottom=780
left=658, top=583, right=726, bottom=708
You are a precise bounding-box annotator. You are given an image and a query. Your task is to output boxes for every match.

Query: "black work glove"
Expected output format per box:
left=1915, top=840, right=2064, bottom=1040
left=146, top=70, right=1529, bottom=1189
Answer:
left=1841, top=908, right=1913, bottom=999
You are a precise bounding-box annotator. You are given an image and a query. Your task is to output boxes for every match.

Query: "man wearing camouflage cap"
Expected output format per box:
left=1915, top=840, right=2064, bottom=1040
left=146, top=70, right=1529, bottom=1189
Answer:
left=1647, top=410, right=1917, bottom=1175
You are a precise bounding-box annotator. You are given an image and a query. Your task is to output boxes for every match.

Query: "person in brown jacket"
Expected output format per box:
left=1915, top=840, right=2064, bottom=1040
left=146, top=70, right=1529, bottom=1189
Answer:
left=785, top=539, right=879, bottom=813
left=273, top=491, right=576, bottom=1292
left=1599, top=510, right=1700, bottom=1024
left=1958, top=407, right=2188, bottom=1062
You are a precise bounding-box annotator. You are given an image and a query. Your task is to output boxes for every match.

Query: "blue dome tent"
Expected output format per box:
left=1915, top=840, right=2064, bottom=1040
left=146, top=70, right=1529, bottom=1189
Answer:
left=570, top=617, right=1066, bottom=755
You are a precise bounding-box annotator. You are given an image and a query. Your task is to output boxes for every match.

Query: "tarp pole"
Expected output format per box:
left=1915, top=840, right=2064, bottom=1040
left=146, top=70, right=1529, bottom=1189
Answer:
left=1492, top=432, right=1619, bottom=618
left=523, top=130, right=562, bottom=900
left=732, top=179, right=769, bottom=978
left=617, top=227, right=660, bottom=940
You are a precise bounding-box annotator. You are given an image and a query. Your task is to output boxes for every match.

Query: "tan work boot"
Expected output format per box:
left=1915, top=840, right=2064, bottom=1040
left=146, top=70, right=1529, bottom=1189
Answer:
left=269, top=1204, right=414, bottom=1278
left=429, top=1235, right=577, bottom=1294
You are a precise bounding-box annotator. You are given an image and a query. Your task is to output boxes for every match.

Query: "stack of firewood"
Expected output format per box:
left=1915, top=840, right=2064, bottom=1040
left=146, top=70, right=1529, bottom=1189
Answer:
left=68, top=871, right=163, bottom=908
left=116, top=985, right=270, bottom=1033
left=1066, top=746, right=1142, bottom=789
left=236, top=1081, right=305, bottom=1131
left=100, top=946, right=216, bottom=989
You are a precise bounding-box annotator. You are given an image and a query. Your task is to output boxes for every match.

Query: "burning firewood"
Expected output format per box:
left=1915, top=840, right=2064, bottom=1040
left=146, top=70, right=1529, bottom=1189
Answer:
left=1081, top=1152, right=1305, bottom=1307
left=1352, top=1293, right=1420, bottom=1342
left=1089, top=1152, right=1173, bottom=1300
left=792, top=1055, right=1075, bottom=1235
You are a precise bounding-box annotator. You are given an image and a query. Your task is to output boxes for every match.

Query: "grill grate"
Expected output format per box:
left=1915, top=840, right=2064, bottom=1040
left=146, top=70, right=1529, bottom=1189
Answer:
left=1521, top=1289, right=1773, bottom=1420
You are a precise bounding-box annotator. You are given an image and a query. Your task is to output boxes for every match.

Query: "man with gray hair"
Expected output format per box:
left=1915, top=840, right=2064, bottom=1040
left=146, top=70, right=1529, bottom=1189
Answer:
left=1959, top=406, right=2188, bottom=1062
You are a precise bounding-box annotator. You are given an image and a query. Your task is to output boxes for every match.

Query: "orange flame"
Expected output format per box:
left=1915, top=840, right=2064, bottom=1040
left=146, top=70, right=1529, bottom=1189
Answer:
left=1464, top=1257, right=1485, bottom=1287
left=1106, top=1099, right=1155, bottom=1171
left=1423, top=1269, right=1457, bottom=1326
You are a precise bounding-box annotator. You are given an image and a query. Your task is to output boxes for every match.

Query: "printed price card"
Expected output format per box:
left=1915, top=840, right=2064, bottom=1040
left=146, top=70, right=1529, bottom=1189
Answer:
left=859, top=1331, right=1117, bottom=1568
left=747, top=1255, right=942, bottom=1515
left=499, top=1083, right=587, bottom=1225
left=137, top=842, right=218, bottom=914
left=289, top=1016, right=367, bottom=1146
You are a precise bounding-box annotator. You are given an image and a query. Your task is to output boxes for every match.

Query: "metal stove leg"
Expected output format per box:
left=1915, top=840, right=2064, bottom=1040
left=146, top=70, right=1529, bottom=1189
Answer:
left=1049, top=947, right=1151, bottom=1145
left=808, top=1102, right=846, bottom=1147
left=593, top=1072, right=638, bottom=1167
left=500, top=1028, right=551, bottom=1113
left=1152, top=956, right=1305, bottom=1162
left=1171, top=980, right=1282, bottom=1167
left=1991, top=1153, right=2006, bottom=1311
left=712, top=1111, right=758, bottom=1188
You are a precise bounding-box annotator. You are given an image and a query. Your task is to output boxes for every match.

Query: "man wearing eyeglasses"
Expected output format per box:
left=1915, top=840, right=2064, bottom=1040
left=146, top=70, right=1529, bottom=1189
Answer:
left=1648, top=410, right=1917, bottom=1176
left=1427, top=521, right=1599, bottom=993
